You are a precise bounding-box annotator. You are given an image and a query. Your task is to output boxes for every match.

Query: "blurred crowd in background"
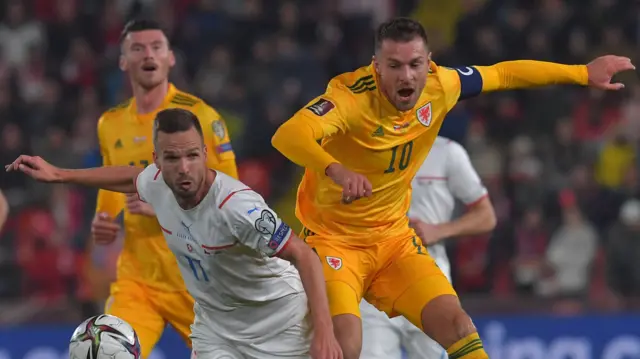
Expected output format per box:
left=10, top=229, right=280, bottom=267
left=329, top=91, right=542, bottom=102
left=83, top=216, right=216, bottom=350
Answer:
left=1, top=0, right=640, bottom=324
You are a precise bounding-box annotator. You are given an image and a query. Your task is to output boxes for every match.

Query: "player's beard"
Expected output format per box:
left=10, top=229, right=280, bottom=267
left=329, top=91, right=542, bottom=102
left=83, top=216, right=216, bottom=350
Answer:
left=135, top=69, right=167, bottom=91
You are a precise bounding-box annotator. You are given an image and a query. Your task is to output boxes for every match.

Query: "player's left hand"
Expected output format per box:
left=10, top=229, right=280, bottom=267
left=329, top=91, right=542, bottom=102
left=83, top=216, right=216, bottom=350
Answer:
left=310, top=327, right=343, bottom=359
left=409, top=218, right=446, bottom=246
left=125, top=193, right=156, bottom=216
left=586, top=55, right=635, bottom=90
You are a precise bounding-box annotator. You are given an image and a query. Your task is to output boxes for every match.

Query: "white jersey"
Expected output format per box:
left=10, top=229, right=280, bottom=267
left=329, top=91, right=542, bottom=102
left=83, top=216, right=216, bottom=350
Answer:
left=136, top=164, right=307, bottom=342
left=408, top=136, right=488, bottom=280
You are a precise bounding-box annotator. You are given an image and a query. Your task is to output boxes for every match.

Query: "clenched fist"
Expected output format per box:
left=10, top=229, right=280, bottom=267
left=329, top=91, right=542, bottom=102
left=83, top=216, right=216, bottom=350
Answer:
left=325, top=163, right=373, bottom=204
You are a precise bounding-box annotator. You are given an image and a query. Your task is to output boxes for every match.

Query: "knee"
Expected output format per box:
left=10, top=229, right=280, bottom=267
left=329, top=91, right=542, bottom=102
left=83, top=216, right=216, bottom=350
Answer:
left=451, top=309, right=477, bottom=340
left=420, top=295, right=477, bottom=349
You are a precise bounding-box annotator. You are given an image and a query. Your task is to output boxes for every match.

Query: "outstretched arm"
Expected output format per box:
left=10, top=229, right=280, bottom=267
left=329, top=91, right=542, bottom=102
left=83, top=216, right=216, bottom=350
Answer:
left=5, top=155, right=141, bottom=194
left=442, top=56, right=635, bottom=106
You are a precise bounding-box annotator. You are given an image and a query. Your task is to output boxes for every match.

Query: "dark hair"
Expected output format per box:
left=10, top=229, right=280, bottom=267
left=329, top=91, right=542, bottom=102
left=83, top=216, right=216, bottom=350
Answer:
left=119, top=18, right=167, bottom=44
left=375, top=18, right=428, bottom=51
left=153, top=109, right=203, bottom=144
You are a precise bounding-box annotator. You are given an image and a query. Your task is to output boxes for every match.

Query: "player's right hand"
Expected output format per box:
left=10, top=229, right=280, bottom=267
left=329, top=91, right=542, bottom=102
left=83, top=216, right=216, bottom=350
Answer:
left=310, top=327, right=343, bottom=359
left=5, top=155, right=61, bottom=183
left=325, top=163, right=373, bottom=204
left=91, top=212, right=121, bottom=244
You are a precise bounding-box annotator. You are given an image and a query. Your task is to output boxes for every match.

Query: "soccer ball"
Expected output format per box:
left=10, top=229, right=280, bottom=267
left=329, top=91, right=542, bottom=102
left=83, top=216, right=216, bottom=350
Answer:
left=69, top=314, right=141, bottom=359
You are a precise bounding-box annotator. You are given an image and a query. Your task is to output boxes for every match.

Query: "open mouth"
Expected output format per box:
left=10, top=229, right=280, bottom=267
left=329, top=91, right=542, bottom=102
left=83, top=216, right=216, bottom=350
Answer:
left=141, top=63, right=158, bottom=72
left=397, top=88, right=415, bottom=100
left=179, top=180, right=192, bottom=189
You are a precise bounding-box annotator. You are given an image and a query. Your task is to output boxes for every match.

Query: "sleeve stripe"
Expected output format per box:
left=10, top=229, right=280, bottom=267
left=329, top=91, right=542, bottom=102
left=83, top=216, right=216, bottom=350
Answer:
left=153, top=169, right=161, bottom=180
left=465, top=193, right=489, bottom=208
left=218, top=188, right=252, bottom=209
left=273, top=231, right=294, bottom=257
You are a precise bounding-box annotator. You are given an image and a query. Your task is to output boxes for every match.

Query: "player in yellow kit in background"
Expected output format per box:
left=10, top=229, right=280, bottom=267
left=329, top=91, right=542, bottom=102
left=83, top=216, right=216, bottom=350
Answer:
left=272, top=18, right=634, bottom=359
left=92, top=19, right=238, bottom=358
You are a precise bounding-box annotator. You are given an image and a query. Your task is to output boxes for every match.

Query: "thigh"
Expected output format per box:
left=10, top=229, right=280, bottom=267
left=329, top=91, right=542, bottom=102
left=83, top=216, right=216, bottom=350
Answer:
left=366, top=236, right=457, bottom=330
left=155, top=290, right=196, bottom=347
left=105, top=280, right=165, bottom=359
left=360, top=301, right=402, bottom=359
left=300, top=231, right=368, bottom=318
left=245, top=318, right=312, bottom=359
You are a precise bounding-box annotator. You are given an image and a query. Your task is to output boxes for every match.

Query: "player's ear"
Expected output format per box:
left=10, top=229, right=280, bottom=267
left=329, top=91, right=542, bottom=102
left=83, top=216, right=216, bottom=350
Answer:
left=153, top=151, right=161, bottom=169
left=168, top=50, right=176, bottom=68
left=119, top=54, right=127, bottom=72
left=373, top=55, right=380, bottom=74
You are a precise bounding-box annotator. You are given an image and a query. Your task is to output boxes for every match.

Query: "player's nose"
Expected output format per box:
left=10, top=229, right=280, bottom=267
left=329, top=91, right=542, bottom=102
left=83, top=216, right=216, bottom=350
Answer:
left=178, top=158, right=189, bottom=174
left=399, top=65, right=413, bottom=81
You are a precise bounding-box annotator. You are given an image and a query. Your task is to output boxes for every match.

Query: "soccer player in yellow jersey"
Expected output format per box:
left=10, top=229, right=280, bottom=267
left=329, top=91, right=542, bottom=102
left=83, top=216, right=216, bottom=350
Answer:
left=92, top=19, right=237, bottom=357
left=272, top=18, right=634, bottom=359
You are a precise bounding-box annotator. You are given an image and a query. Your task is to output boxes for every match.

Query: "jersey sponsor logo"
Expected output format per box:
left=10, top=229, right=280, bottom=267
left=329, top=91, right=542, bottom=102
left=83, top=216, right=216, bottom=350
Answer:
left=177, top=221, right=195, bottom=241
left=217, top=142, right=233, bottom=153
left=371, top=126, right=384, bottom=137
left=306, top=98, right=335, bottom=116
left=212, top=120, right=226, bottom=140
left=187, top=243, right=194, bottom=252
left=268, top=222, right=290, bottom=250
left=254, top=209, right=276, bottom=235
left=416, top=102, right=432, bottom=127
left=326, top=256, right=342, bottom=270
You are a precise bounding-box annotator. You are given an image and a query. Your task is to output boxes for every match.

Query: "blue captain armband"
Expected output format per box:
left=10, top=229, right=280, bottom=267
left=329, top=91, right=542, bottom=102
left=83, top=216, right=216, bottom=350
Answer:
left=450, top=66, right=483, bottom=100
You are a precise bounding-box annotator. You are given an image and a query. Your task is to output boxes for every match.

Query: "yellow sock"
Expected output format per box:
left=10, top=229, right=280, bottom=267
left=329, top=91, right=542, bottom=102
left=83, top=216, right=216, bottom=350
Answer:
left=446, top=332, right=488, bottom=359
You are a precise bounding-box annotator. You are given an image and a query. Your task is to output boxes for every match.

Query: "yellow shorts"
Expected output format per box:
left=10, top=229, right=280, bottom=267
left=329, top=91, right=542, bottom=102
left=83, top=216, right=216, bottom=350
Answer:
left=105, top=279, right=194, bottom=358
left=300, top=228, right=456, bottom=331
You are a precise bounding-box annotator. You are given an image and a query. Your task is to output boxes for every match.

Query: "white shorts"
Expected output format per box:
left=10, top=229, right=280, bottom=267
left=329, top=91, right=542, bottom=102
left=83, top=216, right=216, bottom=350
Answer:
left=359, top=301, right=446, bottom=359
left=191, top=315, right=312, bottom=359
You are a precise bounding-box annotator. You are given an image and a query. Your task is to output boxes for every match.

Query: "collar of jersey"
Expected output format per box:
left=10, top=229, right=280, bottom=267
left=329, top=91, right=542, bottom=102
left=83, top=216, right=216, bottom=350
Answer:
left=371, top=62, right=435, bottom=119
left=129, top=83, right=178, bottom=121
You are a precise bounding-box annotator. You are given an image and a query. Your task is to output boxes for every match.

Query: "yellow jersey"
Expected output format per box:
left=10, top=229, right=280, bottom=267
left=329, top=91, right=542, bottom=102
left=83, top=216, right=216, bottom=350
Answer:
left=273, top=60, right=588, bottom=243
left=96, top=83, right=237, bottom=291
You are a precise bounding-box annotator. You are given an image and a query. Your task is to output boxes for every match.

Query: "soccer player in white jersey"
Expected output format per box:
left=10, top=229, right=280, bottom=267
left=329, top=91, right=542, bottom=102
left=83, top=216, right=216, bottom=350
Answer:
left=359, top=136, right=497, bottom=359
left=6, top=108, right=343, bottom=359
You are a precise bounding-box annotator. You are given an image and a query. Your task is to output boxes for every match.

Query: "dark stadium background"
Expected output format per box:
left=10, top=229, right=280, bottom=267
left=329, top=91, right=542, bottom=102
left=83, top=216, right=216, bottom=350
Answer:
left=1, top=0, right=640, bottom=358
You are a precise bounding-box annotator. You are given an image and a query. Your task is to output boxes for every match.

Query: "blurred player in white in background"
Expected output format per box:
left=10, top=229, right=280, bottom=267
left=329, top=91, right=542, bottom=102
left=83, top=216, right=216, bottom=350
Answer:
left=360, top=136, right=497, bottom=359
left=7, top=109, right=342, bottom=359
